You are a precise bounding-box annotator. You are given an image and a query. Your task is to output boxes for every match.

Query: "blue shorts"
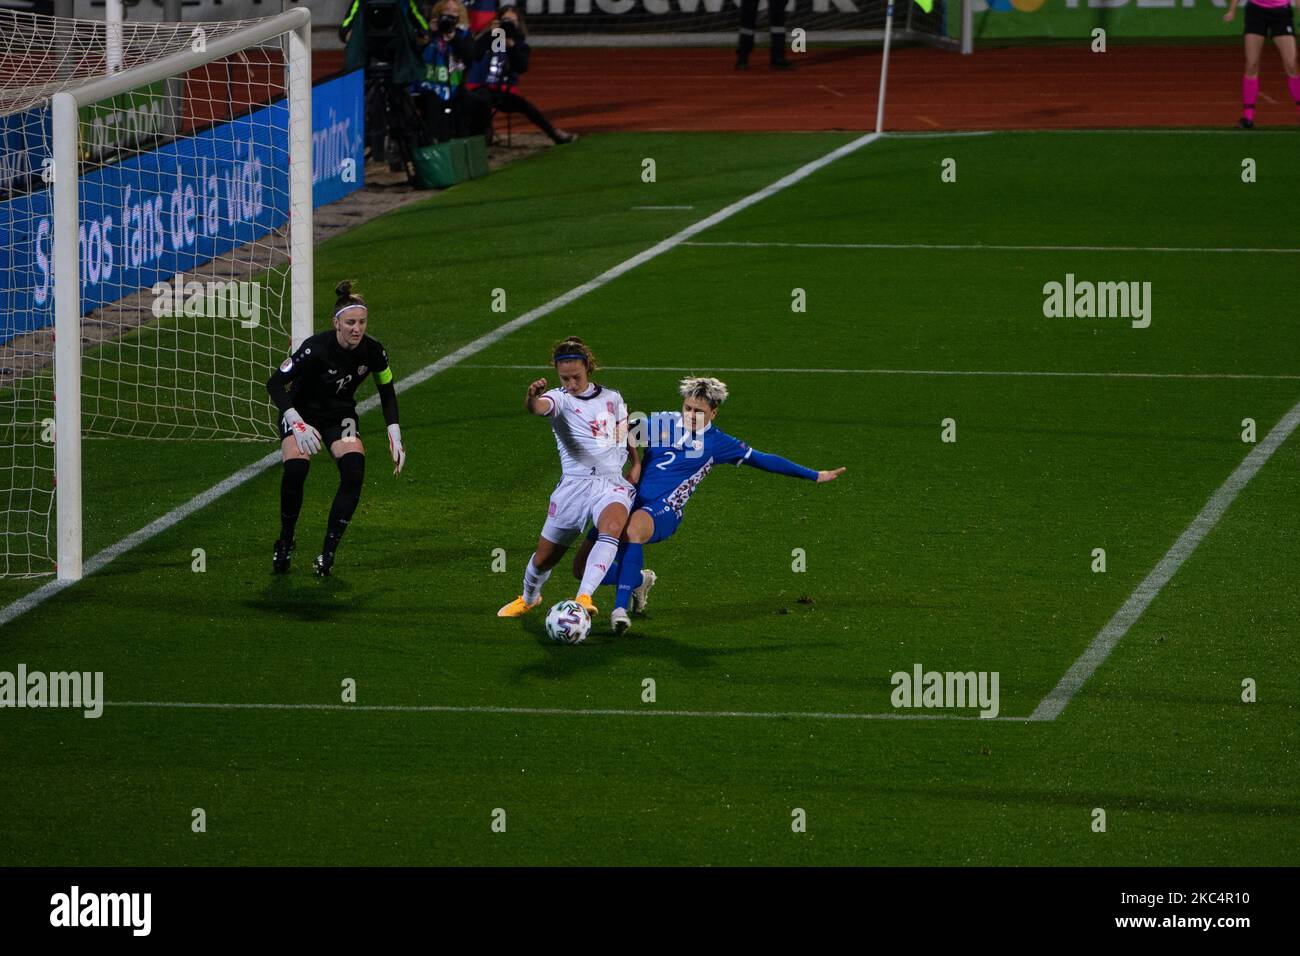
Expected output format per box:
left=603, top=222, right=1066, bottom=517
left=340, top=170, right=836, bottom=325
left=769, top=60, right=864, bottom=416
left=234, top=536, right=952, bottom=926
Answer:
left=585, top=496, right=683, bottom=546
left=638, top=498, right=682, bottom=544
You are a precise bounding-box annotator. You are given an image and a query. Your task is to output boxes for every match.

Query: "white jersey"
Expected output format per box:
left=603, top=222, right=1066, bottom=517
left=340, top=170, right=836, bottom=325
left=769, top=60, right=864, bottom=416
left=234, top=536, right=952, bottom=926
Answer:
left=542, top=384, right=629, bottom=478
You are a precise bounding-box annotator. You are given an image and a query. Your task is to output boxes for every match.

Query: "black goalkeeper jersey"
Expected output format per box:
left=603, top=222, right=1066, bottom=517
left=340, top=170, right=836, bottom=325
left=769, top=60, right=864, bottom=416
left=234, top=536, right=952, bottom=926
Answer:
left=267, top=329, right=394, bottom=422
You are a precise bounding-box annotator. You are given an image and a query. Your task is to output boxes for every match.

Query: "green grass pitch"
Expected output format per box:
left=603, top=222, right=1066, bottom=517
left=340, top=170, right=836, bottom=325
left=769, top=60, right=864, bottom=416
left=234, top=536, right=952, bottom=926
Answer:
left=1, top=130, right=1297, bottom=865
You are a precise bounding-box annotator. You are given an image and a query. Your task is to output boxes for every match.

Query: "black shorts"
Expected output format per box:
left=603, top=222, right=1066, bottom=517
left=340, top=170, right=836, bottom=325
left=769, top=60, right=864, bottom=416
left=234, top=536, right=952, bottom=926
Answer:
left=276, top=406, right=359, bottom=448
left=1245, top=2, right=1295, bottom=38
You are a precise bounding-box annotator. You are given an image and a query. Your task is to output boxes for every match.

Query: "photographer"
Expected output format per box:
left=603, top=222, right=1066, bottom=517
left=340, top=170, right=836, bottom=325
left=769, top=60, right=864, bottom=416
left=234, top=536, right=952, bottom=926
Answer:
left=410, top=0, right=480, bottom=143
left=463, top=5, right=576, bottom=145
left=342, top=0, right=432, bottom=173
left=340, top=0, right=430, bottom=48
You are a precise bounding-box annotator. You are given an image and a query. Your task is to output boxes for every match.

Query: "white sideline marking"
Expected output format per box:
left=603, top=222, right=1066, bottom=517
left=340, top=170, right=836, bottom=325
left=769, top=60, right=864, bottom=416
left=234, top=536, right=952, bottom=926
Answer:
left=0, top=132, right=884, bottom=629
left=683, top=240, right=1300, bottom=255
left=458, top=364, right=1300, bottom=382
left=105, top=700, right=1028, bottom=722
left=1031, top=397, right=1300, bottom=721
left=886, top=131, right=994, bottom=138
left=0, top=452, right=283, bottom=628
left=633, top=205, right=695, bottom=210
left=990, top=129, right=1287, bottom=136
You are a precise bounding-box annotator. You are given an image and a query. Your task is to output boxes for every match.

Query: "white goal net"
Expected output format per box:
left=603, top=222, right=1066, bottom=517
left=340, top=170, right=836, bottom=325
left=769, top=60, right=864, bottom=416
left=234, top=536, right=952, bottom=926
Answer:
left=0, top=7, right=313, bottom=579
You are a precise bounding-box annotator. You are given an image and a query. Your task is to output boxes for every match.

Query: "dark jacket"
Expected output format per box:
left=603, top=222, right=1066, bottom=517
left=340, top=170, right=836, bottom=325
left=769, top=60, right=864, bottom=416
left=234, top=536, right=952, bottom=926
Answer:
left=341, top=0, right=430, bottom=86
left=465, top=33, right=530, bottom=91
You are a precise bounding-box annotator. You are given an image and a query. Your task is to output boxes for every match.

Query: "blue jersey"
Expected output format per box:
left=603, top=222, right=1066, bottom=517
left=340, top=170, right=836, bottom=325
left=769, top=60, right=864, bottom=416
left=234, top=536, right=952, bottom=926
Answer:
left=636, top=412, right=752, bottom=515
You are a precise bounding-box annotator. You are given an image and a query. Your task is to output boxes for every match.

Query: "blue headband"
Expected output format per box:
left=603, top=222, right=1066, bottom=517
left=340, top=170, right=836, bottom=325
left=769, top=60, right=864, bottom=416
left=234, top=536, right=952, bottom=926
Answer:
left=555, top=353, right=586, bottom=362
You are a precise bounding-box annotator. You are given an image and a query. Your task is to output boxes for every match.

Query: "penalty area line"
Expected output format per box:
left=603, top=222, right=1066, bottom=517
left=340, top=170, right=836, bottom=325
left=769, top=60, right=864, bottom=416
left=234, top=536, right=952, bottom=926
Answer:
left=1031, top=396, right=1300, bottom=721
left=683, top=240, right=1300, bottom=255
left=105, top=700, right=1029, bottom=722
left=0, top=131, right=886, bottom=630
left=457, top=364, right=1300, bottom=382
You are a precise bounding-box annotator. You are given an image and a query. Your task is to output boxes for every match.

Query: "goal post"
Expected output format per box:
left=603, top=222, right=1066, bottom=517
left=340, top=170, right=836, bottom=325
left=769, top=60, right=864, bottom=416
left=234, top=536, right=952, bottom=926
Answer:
left=52, top=92, right=82, bottom=583
left=0, top=7, right=315, bottom=582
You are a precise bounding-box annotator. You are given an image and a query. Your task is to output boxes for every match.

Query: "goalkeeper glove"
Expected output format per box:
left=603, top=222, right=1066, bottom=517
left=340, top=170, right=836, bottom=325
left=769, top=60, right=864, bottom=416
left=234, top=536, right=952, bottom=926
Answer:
left=388, top=423, right=406, bottom=475
left=283, top=408, right=322, bottom=456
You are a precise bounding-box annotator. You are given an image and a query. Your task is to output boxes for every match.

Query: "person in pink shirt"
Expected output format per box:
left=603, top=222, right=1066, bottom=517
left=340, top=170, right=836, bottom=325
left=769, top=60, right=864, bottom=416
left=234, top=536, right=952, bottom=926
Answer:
left=1225, top=0, right=1300, bottom=128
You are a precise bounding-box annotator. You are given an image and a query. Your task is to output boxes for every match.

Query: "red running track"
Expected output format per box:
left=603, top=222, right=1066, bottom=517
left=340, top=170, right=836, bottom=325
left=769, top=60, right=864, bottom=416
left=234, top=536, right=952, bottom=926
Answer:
left=316, top=44, right=1300, bottom=133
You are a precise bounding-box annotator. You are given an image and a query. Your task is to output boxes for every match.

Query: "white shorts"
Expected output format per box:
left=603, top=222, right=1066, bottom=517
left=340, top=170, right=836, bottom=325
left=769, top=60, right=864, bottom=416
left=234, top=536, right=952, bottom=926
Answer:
left=539, top=475, right=635, bottom=546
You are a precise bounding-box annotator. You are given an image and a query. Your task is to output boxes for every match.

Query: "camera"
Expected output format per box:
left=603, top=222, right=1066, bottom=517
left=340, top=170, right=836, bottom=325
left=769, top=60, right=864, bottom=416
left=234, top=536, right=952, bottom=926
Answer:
left=361, top=0, right=403, bottom=58
left=436, top=13, right=459, bottom=35
left=352, top=0, right=426, bottom=180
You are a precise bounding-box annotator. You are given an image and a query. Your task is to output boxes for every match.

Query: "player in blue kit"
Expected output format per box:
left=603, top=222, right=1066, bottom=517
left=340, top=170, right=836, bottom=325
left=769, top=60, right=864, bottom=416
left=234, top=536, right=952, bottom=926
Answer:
left=571, top=376, right=845, bottom=635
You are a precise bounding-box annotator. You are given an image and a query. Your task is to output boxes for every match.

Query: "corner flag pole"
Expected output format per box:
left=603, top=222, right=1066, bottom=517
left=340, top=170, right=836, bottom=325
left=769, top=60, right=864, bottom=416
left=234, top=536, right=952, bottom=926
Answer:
left=876, top=0, right=934, bottom=133
left=875, top=1, right=894, bottom=134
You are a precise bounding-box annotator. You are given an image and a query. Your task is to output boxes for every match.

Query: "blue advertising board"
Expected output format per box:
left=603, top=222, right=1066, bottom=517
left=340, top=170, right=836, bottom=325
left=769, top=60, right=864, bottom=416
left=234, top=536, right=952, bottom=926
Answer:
left=312, top=69, right=365, bottom=208
left=0, top=70, right=364, bottom=345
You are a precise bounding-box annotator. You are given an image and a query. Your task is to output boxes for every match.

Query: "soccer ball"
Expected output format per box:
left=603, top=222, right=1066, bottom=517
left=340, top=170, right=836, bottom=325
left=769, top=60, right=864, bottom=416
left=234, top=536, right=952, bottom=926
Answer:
left=545, top=600, right=591, bottom=645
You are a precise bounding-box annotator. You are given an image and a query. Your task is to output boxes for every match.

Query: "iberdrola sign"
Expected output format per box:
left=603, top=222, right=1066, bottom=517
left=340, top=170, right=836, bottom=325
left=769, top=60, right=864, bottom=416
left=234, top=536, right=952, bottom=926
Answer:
left=963, top=0, right=1241, bottom=38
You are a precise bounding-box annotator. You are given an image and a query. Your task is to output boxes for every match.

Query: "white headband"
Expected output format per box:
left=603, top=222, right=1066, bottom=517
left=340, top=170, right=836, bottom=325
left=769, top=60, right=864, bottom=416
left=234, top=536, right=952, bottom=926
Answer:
left=333, top=303, right=366, bottom=318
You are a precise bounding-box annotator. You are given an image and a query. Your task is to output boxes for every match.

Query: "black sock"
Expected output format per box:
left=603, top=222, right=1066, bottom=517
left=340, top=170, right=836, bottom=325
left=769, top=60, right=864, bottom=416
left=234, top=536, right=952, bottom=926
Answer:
left=770, top=29, right=787, bottom=62
left=280, top=458, right=309, bottom=541
left=322, top=452, right=365, bottom=558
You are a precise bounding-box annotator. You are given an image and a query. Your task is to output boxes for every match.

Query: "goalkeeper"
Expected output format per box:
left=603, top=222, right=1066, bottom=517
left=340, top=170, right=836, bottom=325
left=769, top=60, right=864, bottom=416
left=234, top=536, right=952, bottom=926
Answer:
left=265, top=280, right=406, bottom=577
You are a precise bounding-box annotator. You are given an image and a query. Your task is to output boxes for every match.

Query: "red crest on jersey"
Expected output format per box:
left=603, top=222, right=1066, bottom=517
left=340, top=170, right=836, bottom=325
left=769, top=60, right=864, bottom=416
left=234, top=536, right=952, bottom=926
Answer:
left=548, top=500, right=557, bottom=517
left=606, top=401, right=615, bottom=415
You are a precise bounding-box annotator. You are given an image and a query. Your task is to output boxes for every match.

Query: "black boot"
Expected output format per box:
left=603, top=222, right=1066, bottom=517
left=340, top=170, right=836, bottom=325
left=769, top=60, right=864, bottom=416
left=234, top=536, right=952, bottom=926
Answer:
left=736, top=31, right=754, bottom=69
left=312, top=552, right=334, bottom=577
left=272, top=538, right=295, bottom=574
left=770, top=30, right=794, bottom=69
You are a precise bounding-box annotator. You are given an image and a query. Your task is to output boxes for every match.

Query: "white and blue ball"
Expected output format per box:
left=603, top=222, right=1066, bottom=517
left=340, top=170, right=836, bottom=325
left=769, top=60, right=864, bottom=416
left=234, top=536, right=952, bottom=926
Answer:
left=545, top=600, right=591, bottom=645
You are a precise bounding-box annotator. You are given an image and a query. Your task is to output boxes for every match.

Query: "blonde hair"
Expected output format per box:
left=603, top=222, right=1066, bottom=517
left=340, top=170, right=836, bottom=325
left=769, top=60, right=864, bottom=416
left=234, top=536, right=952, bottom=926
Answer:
left=430, top=0, right=471, bottom=29
left=679, top=376, right=728, bottom=408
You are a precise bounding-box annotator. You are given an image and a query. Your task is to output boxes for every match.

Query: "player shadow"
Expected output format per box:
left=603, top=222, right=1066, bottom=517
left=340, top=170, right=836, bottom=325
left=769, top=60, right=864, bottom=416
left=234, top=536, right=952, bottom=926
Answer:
left=390, top=543, right=493, bottom=570
left=510, top=615, right=837, bottom=683
left=244, top=572, right=378, bottom=622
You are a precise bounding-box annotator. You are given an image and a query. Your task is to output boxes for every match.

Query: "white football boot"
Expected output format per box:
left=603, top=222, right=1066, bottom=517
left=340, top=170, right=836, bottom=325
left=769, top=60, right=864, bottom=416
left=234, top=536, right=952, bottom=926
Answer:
left=631, top=570, right=657, bottom=614
left=610, top=607, right=631, bottom=635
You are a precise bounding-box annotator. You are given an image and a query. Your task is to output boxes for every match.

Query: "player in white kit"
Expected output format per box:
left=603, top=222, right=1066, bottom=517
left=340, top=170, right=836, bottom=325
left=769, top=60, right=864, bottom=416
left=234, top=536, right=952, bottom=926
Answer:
left=498, top=337, right=640, bottom=619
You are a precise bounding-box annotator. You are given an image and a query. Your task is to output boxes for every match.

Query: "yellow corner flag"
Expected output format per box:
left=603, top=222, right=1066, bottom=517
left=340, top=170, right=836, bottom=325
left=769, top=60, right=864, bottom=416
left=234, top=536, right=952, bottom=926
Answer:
left=914, top=0, right=934, bottom=11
